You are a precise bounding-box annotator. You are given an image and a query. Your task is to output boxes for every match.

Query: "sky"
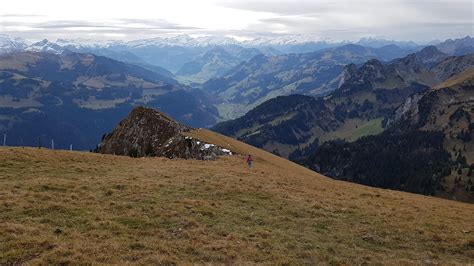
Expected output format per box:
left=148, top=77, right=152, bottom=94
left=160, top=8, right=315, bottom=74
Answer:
left=0, top=0, right=472, bottom=42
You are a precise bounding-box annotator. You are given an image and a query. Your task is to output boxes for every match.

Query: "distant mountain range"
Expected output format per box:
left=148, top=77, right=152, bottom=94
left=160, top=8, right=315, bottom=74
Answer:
left=1, top=34, right=472, bottom=85
left=212, top=46, right=473, bottom=157
left=0, top=51, right=218, bottom=150
left=203, top=43, right=467, bottom=120
left=2, top=34, right=470, bottom=54
left=0, top=34, right=423, bottom=51
left=203, top=38, right=471, bottom=119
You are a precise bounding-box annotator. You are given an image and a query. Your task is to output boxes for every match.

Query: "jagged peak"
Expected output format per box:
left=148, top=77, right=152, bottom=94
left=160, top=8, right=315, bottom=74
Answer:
left=417, top=45, right=444, bottom=56
left=128, top=106, right=179, bottom=126
left=364, top=58, right=384, bottom=67
left=344, top=63, right=358, bottom=71
left=346, top=58, right=385, bottom=76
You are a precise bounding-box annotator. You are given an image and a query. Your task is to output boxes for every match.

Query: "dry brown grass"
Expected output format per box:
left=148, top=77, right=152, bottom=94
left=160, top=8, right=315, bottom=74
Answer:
left=1, top=140, right=473, bottom=264
left=434, top=68, right=474, bottom=90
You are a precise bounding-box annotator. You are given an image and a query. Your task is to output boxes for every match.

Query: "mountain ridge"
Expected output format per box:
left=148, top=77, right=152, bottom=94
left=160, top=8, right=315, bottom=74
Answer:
left=213, top=47, right=472, bottom=157
left=202, top=43, right=422, bottom=119
left=0, top=51, right=218, bottom=150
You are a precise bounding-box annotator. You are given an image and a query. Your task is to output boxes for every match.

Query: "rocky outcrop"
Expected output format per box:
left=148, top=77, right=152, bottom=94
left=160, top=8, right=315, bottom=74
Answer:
left=97, top=106, right=232, bottom=160
left=432, top=54, right=474, bottom=81
left=388, top=69, right=474, bottom=134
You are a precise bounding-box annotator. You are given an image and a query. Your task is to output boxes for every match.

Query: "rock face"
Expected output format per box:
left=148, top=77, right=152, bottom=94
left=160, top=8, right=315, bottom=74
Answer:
left=97, top=106, right=231, bottom=160
left=389, top=68, right=474, bottom=135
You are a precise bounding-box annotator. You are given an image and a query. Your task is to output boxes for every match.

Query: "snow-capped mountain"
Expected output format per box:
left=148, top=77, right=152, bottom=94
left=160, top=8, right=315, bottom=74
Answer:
left=0, top=34, right=28, bottom=54
left=0, top=34, right=471, bottom=83
left=355, top=37, right=419, bottom=48
left=25, top=39, right=65, bottom=53
left=125, top=35, right=196, bottom=48
left=0, top=33, right=424, bottom=54
left=193, top=35, right=240, bottom=47
left=125, top=34, right=240, bottom=48
left=55, top=38, right=114, bottom=49
left=242, top=34, right=337, bottom=47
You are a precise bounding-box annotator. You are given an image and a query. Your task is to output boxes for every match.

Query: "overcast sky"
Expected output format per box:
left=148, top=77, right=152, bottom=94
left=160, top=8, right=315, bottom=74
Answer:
left=0, top=0, right=472, bottom=42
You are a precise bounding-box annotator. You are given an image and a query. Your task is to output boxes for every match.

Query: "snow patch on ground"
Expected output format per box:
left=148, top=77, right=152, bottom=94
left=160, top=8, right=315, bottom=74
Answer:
left=221, top=148, right=232, bottom=155
left=197, top=141, right=232, bottom=155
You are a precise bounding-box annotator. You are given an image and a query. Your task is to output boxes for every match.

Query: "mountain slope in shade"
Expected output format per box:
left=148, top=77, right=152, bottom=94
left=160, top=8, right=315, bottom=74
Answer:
left=299, top=69, right=474, bottom=202
left=213, top=47, right=473, bottom=158
left=109, top=44, right=209, bottom=73
left=212, top=94, right=342, bottom=157
left=63, top=46, right=177, bottom=80
left=0, top=34, right=471, bottom=78
left=202, top=44, right=420, bottom=119
left=0, top=52, right=218, bottom=150
left=175, top=46, right=262, bottom=84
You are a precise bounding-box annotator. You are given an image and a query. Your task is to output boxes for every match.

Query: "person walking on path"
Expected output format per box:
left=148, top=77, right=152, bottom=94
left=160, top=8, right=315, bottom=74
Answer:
left=246, top=154, right=253, bottom=169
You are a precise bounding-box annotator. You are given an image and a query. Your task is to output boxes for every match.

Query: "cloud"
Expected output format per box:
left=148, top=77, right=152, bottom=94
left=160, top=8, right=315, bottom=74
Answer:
left=219, top=0, right=472, bottom=17
left=0, top=13, right=45, bottom=18
left=5, top=18, right=199, bottom=30
left=0, top=18, right=201, bottom=40
left=219, top=1, right=335, bottom=15
left=218, top=0, right=473, bottom=41
left=0, top=0, right=472, bottom=41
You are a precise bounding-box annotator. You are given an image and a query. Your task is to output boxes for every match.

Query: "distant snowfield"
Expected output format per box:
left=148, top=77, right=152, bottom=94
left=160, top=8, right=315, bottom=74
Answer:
left=0, top=33, right=428, bottom=54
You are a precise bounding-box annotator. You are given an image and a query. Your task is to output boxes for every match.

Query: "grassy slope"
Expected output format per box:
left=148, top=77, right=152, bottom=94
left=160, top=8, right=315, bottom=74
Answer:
left=347, top=118, right=384, bottom=142
left=1, top=132, right=473, bottom=264
left=319, top=118, right=384, bottom=143
left=434, top=68, right=474, bottom=90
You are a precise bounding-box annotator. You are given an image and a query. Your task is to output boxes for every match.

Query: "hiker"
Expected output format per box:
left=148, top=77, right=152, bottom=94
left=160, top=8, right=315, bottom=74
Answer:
left=246, top=154, right=253, bottom=169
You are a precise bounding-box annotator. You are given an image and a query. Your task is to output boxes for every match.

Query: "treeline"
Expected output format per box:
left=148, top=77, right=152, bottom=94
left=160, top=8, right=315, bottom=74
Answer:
left=293, top=130, right=452, bottom=195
